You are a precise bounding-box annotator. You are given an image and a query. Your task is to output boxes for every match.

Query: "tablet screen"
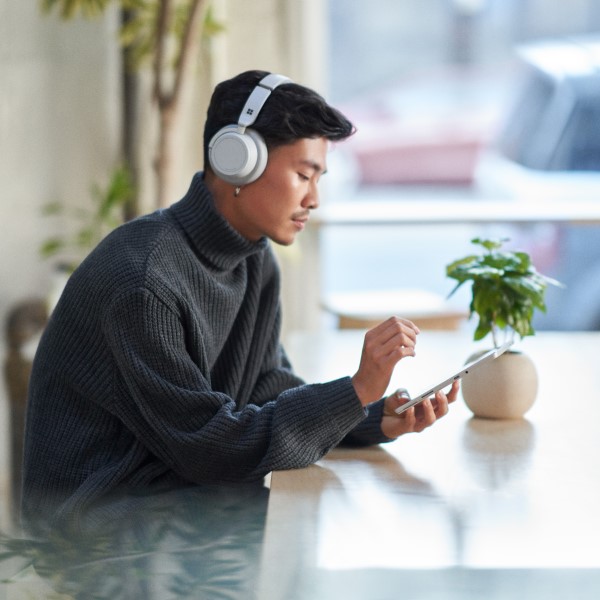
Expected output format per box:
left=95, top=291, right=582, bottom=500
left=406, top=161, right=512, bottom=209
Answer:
left=394, top=340, right=514, bottom=415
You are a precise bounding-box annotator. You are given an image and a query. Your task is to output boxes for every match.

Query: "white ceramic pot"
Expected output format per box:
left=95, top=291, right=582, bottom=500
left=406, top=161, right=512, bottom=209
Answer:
left=461, top=349, right=538, bottom=419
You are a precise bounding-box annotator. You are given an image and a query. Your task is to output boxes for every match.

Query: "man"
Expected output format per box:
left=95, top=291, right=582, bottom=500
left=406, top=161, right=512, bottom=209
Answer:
left=22, top=70, right=457, bottom=534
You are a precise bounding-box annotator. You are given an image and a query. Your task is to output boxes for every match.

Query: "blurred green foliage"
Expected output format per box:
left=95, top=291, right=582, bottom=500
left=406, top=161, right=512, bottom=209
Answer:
left=40, top=166, right=135, bottom=272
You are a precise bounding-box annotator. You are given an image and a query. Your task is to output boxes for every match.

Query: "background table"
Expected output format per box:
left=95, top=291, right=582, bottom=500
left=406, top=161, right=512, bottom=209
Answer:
left=259, top=330, right=600, bottom=599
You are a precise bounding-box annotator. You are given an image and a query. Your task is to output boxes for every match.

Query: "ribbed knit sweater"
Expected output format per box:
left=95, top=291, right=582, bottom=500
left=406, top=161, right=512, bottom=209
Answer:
left=22, top=173, right=389, bottom=532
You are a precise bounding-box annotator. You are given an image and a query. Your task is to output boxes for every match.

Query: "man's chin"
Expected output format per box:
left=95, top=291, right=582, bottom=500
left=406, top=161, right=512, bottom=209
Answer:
left=270, top=233, right=296, bottom=247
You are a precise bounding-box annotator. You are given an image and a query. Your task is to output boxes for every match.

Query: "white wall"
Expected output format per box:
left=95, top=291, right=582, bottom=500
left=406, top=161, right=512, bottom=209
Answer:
left=0, top=2, right=122, bottom=325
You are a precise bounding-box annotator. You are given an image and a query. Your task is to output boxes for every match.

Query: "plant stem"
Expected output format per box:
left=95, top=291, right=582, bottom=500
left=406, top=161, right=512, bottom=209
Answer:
left=491, top=324, right=499, bottom=349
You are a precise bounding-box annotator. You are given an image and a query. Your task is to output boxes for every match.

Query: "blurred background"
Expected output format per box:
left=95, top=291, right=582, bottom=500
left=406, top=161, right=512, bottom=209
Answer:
left=322, top=0, right=600, bottom=334
left=1, top=0, right=600, bottom=525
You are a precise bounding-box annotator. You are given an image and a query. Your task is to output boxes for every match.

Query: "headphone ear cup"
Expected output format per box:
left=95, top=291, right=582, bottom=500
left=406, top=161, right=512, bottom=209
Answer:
left=208, top=125, right=268, bottom=186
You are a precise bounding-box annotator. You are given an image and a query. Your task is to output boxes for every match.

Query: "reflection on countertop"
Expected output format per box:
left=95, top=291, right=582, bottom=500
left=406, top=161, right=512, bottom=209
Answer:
left=0, top=484, right=268, bottom=599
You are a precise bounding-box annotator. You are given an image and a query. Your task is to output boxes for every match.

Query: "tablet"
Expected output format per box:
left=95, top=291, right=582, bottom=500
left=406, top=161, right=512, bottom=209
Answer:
left=394, top=340, right=514, bottom=415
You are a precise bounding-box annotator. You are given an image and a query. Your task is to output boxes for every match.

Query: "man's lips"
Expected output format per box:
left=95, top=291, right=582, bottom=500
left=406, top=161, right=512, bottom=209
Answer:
left=292, top=212, right=310, bottom=229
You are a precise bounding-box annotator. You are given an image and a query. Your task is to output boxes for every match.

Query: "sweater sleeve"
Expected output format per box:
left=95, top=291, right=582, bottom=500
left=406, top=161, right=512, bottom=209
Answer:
left=340, top=398, right=394, bottom=446
left=102, top=288, right=367, bottom=484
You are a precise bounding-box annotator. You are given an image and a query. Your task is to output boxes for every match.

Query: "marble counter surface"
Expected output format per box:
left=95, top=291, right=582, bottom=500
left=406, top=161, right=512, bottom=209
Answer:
left=259, top=331, right=600, bottom=599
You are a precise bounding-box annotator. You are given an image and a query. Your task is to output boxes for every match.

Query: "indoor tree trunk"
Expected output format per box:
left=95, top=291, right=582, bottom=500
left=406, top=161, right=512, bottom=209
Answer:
left=155, top=101, right=178, bottom=208
left=121, top=7, right=140, bottom=220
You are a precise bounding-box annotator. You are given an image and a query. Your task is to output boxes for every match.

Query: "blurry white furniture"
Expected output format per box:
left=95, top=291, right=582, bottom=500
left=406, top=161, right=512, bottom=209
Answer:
left=322, top=288, right=467, bottom=330
left=312, top=199, right=600, bottom=226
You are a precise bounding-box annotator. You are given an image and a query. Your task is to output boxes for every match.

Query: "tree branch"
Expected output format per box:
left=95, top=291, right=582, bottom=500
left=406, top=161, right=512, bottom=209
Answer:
left=170, top=0, right=207, bottom=110
left=153, top=0, right=173, bottom=106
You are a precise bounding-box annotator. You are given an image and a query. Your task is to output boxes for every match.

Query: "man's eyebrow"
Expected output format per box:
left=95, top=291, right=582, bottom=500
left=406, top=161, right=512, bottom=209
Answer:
left=301, top=159, right=327, bottom=175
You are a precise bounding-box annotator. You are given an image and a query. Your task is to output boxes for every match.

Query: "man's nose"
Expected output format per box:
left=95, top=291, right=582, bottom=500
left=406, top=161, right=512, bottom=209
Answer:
left=303, top=181, right=320, bottom=209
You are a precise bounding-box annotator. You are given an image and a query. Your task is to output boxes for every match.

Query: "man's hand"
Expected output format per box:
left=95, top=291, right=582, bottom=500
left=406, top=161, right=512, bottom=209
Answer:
left=380, top=380, right=460, bottom=439
left=351, top=317, right=420, bottom=407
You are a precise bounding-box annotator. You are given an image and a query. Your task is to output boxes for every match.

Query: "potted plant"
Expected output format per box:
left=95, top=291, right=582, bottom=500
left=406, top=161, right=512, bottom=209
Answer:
left=445, top=237, right=562, bottom=418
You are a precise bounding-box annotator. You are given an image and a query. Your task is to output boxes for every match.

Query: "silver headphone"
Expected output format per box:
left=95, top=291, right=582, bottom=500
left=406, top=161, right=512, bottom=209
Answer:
left=208, top=73, right=292, bottom=186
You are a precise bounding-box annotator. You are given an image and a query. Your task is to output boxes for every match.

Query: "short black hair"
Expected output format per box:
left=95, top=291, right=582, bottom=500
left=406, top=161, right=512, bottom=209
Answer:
left=203, top=70, right=355, bottom=170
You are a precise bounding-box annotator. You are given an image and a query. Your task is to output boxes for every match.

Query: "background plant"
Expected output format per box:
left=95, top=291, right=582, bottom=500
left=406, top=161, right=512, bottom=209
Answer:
left=40, top=166, right=135, bottom=272
left=446, top=237, right=562, bottom=348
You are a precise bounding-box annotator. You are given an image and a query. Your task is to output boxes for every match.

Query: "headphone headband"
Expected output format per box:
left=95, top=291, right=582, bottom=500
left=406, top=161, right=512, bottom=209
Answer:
left=237, top=74, right=292, bottom=130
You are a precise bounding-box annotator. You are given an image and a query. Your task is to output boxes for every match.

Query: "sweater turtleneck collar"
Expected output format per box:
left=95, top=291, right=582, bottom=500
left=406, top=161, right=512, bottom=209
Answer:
left=168, top=172, right=268, bottom=271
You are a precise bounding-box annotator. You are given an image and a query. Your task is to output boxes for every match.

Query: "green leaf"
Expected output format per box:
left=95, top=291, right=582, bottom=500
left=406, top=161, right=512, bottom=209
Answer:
left=473, top=319, right=492, bottom=341
left=203, top=5, right=226, bottom=36
left=39, top=238, right=64, bottom=257
left=76, top=227, right=95, bottom=248
left=446, top=255, right=478, bottom=277
left=482, top=252, right=521, bottom=273
left=41, top=201, right=64, bottom=216
left=503, top=276, right=545, bottom=300
left=514, top=251, right=532, bottom=271
left=41, top=0, right=112, bottom=20
left=539, top=273, right=566, bottom=289
left=446, top=280, right=467, bottom=299
left=471, top=280, right=499, bottom=316
left=471, top=237, right=509, bottom=252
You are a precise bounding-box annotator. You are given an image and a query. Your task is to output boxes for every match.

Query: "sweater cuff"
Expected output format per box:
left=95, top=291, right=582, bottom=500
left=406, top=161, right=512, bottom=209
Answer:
left=315, top=376, right=368, bottom=436
left=340, top=398, right=393, bottom=446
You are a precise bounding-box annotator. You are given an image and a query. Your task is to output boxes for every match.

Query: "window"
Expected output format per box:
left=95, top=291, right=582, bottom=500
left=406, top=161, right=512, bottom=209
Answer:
left=316, top=0, right=600, bottom=331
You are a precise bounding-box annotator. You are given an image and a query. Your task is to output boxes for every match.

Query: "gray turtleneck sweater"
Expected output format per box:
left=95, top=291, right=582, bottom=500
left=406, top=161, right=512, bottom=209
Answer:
left=22, top=173, right=388, bottom=530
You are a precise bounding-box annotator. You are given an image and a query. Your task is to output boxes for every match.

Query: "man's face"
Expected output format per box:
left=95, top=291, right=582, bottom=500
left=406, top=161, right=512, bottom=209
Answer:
left=228, top=137, right=328, bottom=246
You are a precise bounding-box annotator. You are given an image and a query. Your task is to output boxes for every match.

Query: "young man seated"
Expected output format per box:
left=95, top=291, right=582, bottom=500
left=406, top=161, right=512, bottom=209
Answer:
left=22, top=70, right=457, bottom=535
